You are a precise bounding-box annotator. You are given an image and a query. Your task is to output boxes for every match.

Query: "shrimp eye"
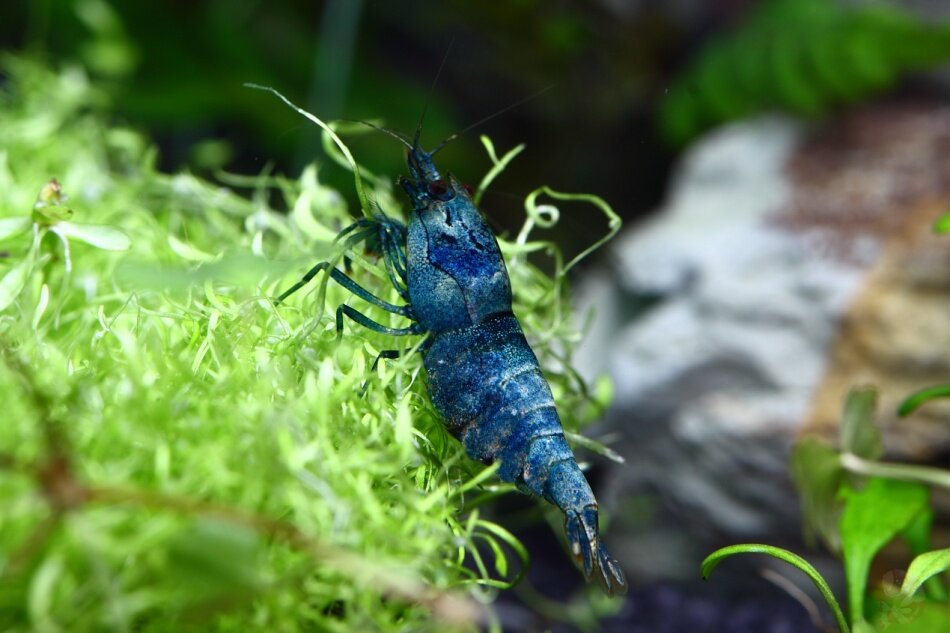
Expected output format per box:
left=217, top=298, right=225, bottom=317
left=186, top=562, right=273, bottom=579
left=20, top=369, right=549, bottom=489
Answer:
left=427, top=179, right=449, bottom=197
left=461, top=182, right=475, bottom=197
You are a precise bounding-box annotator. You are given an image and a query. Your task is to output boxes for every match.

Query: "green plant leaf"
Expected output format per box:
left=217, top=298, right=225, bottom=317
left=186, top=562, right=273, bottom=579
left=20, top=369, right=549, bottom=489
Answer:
left=656, top=0, right=950, bottom=144
left=522, top=187, right=621, bottom=277
left=0, top=216, right=31, bottom=241
left=701, top=544, right=850, bottom=633
left=475, top=136, right=525, bottom=207
left=872, top=603, right=950, bottom=632
left=657, top=87, right=702, bottom=147
left=898, top=385, right=950, bottom=417
left=32, top=204, right=74, bottom=225
left=840, top=478, right=929, bottom=625
left=0, top=258, right=32, bottom=312
left=807, top=27, right=866, bottom=103
left=791, top=437, right=845, bottom=551
left=167, top=519, right=263, bottom=592
left=244, top=83, right=373, bottom=218
left=935, top=214, right=950, bottom=234
left=167, top=234, right=215, bottom=262
left=695, top=41, right=752, bottom=121
left=474, top=519, right=529, bottom=588
left=28, top=553, right=65, bottom=624
left=900, top=508, right=947, bottom=601
left=290, top=167, right=344, bottom=243
left=851, top=622, right=875, bottom=633
left=52, top=221, right=131, bottom=251
left=901, top=549, right=950, bottom=598
left=840, top=386, right=882, bottom=460
left=769, top=31, right=825, bottom=116
left=843, top=23, right=895, bottom=93
left=564, top=431, right=625, bottom=464
left=902, top=508, right=934, bottom=558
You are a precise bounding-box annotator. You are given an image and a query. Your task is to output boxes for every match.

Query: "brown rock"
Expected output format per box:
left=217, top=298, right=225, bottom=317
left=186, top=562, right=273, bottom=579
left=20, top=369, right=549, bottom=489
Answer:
left=791, top=104, right=950, bottom=462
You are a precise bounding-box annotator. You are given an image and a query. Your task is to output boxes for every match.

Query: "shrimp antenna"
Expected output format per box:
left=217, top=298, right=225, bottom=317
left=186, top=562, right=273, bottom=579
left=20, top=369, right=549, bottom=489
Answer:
left=413, top=39, right=455, bottom=148
left=344, top=40, right=454, bottom=153
left=347, top=119, right=413, bottom=149
left=430, top=84, right=554, bottom=156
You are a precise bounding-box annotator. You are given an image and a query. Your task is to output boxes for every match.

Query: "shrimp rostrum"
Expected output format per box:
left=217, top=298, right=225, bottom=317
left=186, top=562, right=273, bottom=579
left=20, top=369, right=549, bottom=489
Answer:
left=280, top=131, right=627, bottom=596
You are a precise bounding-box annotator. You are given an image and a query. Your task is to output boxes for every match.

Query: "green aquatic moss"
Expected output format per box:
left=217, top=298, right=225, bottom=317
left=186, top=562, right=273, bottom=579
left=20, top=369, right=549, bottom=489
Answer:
left=0, top=57, right=618, bottom=631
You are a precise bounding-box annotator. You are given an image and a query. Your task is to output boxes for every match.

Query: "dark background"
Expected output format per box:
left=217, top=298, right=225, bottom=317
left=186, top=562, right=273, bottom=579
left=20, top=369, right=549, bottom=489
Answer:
left=0, top=0, right=764, bottom=270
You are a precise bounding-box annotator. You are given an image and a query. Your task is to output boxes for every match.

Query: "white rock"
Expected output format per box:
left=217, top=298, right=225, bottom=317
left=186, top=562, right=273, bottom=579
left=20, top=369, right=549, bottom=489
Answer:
left=574, top=117, right=876, bottom=574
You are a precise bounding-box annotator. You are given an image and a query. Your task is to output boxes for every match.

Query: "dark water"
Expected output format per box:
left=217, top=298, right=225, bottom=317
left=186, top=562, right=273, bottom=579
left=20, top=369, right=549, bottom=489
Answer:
left=490, top=512, right=824, bottom=633
left=494, top=580, right=823, bottom=633
left=589, top=584, right=822, bottom=633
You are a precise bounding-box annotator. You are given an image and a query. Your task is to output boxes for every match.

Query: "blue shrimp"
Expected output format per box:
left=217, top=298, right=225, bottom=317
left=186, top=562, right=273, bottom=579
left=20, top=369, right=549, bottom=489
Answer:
left=280, top=131, right=627, bottom=596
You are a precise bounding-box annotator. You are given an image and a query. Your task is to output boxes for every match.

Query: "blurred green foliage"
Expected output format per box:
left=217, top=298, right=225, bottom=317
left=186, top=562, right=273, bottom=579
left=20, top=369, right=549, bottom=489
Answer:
left=660, top=0, right=950, bottom=145
left=7, top=0, right=461, bottom=177
left=706, top=387, right=950, bottom=632
left=5, top=0, right=623, bottom=174
left=5, top=0, right=674, bottom=261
